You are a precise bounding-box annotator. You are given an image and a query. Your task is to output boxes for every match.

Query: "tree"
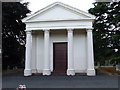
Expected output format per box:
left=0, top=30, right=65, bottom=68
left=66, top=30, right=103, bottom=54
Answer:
left=89, top=2, right=120, bottom=65
left=2, top=2, right=30, bottom=69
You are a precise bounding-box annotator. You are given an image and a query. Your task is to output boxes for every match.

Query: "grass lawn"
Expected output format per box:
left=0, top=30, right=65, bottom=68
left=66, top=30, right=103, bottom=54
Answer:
left=96, top=66, right=120, bottom=76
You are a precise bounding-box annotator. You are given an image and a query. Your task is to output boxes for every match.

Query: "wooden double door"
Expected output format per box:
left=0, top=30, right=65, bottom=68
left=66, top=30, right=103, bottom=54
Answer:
left=53, top=42, right=67, bottom=75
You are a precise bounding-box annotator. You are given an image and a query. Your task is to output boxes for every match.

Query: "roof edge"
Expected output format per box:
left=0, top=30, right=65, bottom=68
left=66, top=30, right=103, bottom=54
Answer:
left=22, top=2, right=95, bottom=22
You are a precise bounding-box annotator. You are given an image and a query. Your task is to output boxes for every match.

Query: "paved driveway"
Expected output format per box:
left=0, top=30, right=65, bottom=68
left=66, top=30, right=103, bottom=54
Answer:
left=2, top=72, right=119, bottom=88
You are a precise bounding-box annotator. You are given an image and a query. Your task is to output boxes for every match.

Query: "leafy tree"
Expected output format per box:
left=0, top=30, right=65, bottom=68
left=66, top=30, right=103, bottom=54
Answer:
left=89, top=2, right=120, bottom=65
left=2, top=2, right=30, bottom=69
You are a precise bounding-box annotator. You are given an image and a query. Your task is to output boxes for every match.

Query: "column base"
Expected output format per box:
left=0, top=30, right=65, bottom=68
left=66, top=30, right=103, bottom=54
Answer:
left=43, top=69, right=51, bottom=75
left=87, top=69, right=96, bottom=76
left=32, top=69, right=37, bottom=73
left=67, top=69, right=75, bottom=75
left=24, top=69, right=32, bottom=76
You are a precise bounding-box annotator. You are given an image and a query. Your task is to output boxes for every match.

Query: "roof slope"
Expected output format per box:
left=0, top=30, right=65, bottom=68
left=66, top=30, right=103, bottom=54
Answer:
left=22, top=2, right=95, bottom=22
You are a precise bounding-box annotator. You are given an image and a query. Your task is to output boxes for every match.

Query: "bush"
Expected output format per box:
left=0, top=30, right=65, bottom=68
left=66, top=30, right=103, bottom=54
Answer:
left=110, top=57, right=120, bottom=65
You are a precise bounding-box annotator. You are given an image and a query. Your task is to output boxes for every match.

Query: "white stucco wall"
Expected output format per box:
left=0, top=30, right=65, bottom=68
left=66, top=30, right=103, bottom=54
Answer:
left=31, top=32, right=37, bottom=73
left=50, top=30, right=67, bottom=72
left=73, top=30, right=87, bottom=73
left=31, top=31, right=44, bottom=73
left=31, top=29, right=87, bottom=74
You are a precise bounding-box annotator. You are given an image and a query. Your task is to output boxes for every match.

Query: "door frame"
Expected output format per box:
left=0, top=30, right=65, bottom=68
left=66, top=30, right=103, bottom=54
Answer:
left=50, top=41, right=68, bottom=72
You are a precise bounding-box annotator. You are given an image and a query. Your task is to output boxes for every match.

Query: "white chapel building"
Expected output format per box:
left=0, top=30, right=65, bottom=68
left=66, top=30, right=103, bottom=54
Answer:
left=22, top=2, right=96, bottom=76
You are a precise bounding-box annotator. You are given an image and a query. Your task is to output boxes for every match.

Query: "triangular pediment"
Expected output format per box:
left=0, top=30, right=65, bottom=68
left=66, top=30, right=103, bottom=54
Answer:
left=22, top=2, right=95, bottom=22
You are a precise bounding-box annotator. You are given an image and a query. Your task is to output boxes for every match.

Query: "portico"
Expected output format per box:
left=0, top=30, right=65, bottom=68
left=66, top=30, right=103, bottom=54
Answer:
left=22, top=2, right=96, bottom=76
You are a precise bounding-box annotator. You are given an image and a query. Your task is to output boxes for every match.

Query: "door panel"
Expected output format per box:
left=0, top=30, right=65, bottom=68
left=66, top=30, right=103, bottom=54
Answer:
left=53, top=42, right=67, bottom=75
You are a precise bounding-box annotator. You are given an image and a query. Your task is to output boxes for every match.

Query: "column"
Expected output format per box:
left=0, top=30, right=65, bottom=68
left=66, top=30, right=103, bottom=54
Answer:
left=43, top=30, right=51, bottom=75
left=67, top=29, right=75, bottom=75
left=24, top=30, right=32, bottom=76
left=86, top=29, right=96, bottom=76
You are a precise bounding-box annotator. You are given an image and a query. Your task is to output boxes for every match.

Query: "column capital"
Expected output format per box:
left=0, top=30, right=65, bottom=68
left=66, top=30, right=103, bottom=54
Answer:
left=26, top=30, right=32, bottom=34
left=86, top=29, right=93, bottom=32
left=43, top=29, right=50, bottom=31
left=86, top=28, right=93, bottom=30
left=43, top=29, right=50, bottom=34
left=25, top=30, right=32, bottom=32
left=67, top=28, right=74, bottom=32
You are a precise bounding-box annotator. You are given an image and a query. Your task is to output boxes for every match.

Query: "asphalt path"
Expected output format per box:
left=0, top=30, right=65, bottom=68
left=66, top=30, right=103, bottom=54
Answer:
left=2, top=71, right=119, bottom=88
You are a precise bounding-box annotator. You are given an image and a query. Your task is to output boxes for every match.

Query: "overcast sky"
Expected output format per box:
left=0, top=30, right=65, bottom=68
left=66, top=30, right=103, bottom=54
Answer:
left=23, top=0, right=96, bottom=13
